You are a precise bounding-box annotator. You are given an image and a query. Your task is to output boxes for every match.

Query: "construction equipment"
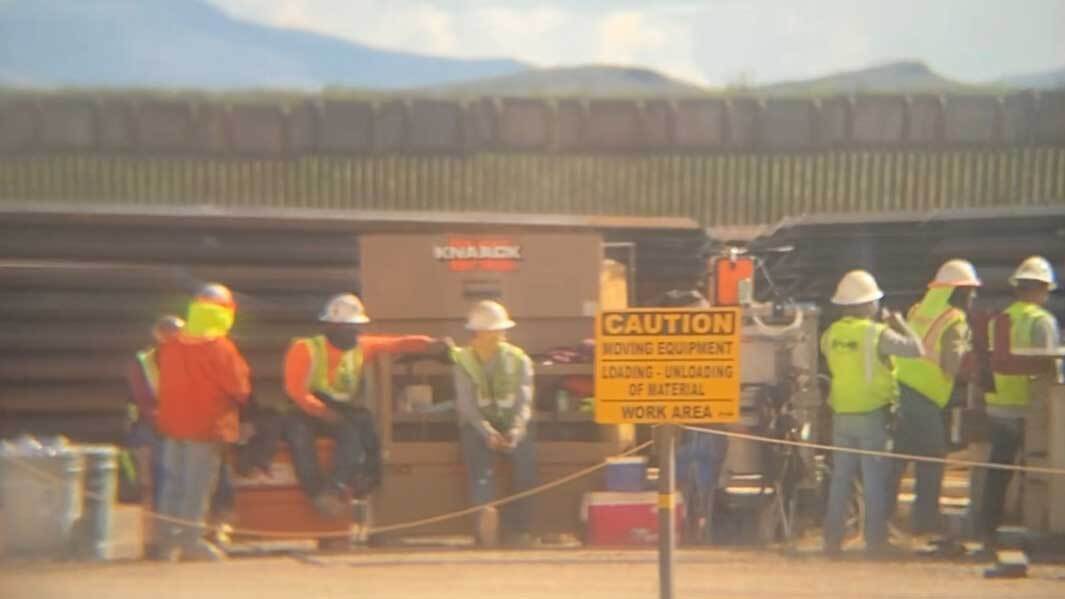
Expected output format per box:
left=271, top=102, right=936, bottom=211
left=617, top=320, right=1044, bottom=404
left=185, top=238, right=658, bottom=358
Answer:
left=689, top=243, right=826, bottom=545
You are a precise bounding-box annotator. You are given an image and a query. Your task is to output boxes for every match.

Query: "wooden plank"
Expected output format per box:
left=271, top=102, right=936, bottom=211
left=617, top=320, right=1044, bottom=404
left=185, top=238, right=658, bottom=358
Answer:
left=0, top=383, right=127, bottom=412
left=0, top=412, right=127, bottom=443
left=0, top=290, right=329, bottom=323
left=0, top=261, right=360, bottom=292
left=0, top=226, right=360, bottom=265
left=0, top=350, right=285, bottom=383
left=0, top=321, right=324, bottom=351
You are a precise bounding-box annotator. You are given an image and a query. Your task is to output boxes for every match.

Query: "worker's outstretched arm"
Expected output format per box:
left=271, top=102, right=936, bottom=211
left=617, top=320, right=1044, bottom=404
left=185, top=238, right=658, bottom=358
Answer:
left=359, top=335, right=435, bottom=360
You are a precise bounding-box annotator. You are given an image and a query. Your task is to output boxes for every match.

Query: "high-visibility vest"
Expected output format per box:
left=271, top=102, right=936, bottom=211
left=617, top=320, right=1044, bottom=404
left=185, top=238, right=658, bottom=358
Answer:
left=128, top=347, right=160, bottom=425
left=296, top=335, right=365, bottom=403
left=987, top=301, right=1054, bottom=408
left=452, top=343, right=530, bottom=429
left=822, top=317, right=898, bottom=413
left=896, top=289, right=967, bottom=408
left=135, top=348, right=160, bottom=397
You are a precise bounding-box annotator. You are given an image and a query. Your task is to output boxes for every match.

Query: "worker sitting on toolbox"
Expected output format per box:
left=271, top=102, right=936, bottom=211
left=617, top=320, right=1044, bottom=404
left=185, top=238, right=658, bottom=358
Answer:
left=245, top=293, right=452, bottom=519
left=452, top=300, right=537, bottom=547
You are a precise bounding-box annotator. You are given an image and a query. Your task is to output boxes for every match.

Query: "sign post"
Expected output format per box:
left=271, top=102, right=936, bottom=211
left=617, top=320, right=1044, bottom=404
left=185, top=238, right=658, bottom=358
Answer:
left=656, top=423, right=677, bottom=599
left=593, top=307, right=742, bottom=599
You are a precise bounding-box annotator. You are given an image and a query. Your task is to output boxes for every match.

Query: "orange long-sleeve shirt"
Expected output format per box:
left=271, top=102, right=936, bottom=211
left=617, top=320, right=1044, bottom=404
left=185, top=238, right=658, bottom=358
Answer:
left=284, top=335, right=433, bottom=417
left=156, top=335, right=252, bottom=442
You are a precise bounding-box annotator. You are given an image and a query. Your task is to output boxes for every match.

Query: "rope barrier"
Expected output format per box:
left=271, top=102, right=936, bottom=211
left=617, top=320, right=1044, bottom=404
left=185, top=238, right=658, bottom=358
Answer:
left=5, top=420, right=1064, bottom=543
left=680, top=425, right=1065, bottom=477
left=0, top=439, right=654, bottom=540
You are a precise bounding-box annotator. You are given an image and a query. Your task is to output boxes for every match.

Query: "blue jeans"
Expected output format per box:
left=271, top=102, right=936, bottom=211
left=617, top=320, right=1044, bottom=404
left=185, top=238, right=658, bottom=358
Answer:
left=460, top=424, right=537, bottom=533
left=676, top=427, right=729, bottom=495
left=157, top=438, right=224, bottom=551
left=979, top=415, right=1024, bottom=541
left=824, top=409, right=893, bottom=551
left=889, top=385, right=947, bottom=533
left=283, top=407, right=380, bottom=498
left=149, top=430, right=233, bottom=516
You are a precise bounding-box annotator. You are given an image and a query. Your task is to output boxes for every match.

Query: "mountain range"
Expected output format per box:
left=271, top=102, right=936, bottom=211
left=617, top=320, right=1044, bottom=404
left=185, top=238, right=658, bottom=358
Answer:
left=0, top=0, right=525, bottom=89
left=1, top=0, right=1062, bottom=96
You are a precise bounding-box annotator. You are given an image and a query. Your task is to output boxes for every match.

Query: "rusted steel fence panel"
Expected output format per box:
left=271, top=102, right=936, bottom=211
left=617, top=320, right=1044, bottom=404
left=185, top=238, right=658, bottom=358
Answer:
left=2, top=148, right=1062, bottom=225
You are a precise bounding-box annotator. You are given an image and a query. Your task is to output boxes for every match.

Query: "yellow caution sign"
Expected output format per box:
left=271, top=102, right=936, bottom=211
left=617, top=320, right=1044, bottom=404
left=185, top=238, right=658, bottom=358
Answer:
left=594, top=308, right=741, bottom=424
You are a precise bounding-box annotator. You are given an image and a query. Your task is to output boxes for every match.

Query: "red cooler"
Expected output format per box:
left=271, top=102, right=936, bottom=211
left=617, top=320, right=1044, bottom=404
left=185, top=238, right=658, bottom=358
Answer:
left=581, top=492, right=685, bottom=546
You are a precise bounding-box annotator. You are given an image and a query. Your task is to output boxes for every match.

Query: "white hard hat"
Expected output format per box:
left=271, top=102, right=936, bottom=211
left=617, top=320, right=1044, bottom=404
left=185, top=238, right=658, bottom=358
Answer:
left=153, top=315, right=185, bottom=334
left=930, top=259, right=982, bottom=288
left=1009, top=256, right=1058, bottom=290
left=465, top=300, right=516, bottom=331
left=831, top=270, right=884, bottom=306
left=196, top=283, right=235, bottom=307
left=319, top=293, right=371, bottom=324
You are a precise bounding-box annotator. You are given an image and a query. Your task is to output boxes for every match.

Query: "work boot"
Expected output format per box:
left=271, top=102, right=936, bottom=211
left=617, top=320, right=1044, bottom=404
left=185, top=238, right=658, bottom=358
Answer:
left=207, top=522, right=234, bottom=547
left=313, top=491, right=347, bottom=520
left=866, top=542, right=908, bottom=560
left=823, top=542, right=843, bottom=559
left=475, top=507, right=500, bottom=547
left=180, top=540, right=227, bottom=562
left=317, top=536, right=354, bottom=552
left=151, top=544, right=182, bottom=563
left=503, top=531, right=536, bottom=549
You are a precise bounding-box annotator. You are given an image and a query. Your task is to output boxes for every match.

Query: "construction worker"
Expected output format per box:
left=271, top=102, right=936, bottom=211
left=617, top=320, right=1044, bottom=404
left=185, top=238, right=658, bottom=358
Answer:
left=890, top=260, right=981, bottom=536
left=979, top=256, right=1060, bottom=548
left=452, top=300, right=537, bottom=547
left=821, top=270, right=924, bottom=557
left=127, top=314, right=238, bottom=549
left=155, top=283, right=251, bottom=562
left=658, top=289, right=729, bottom=544
left=278, top=293, right=450, bottom=518
left=125, top=315, right=185, bottom=504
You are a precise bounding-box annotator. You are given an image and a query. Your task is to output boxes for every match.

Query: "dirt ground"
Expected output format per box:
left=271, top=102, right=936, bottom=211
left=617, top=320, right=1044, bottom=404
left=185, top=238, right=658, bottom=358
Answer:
left=3, top=548, right=1064, bottom=599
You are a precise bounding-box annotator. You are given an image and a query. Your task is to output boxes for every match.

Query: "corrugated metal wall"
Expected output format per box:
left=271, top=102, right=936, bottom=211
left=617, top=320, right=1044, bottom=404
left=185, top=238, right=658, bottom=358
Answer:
left=0, top=210, right=706, bottom=443
left=2, top=148, right=1064, bottom=225
left=0, top=216, right=362, bottom=442
left=758, top=207, right=1065, bottom=320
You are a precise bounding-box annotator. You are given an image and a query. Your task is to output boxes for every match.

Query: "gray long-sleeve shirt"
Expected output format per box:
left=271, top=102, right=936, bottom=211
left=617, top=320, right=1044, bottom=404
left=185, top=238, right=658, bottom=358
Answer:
left=453, top=350, right=535, bottom=443
left=878, top=320, right=925, bottom=359
left=1031, top=312, right=1062, bottom=351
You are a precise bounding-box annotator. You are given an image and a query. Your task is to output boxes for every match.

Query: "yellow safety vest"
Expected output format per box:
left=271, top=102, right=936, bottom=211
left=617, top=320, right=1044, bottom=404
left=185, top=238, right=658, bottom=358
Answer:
left=452, top=343, right=529, bottom=429
left=822, top=317, right=898, bottom=414
left=987, top=301, right=1053, bottom=408
left=129, top=347, right=160, bottom=425
left=298, top=335, right=364, bottom=403
left=135, top=348, right=160, bottom=397
left=896, top=288, right=967, bottom=408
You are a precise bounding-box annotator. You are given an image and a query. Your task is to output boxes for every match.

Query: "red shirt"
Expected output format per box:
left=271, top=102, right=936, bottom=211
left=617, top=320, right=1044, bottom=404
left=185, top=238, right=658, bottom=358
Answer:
left=156, top=335, right=251, bottom=442
left=284, top=335, right=432, bottom=417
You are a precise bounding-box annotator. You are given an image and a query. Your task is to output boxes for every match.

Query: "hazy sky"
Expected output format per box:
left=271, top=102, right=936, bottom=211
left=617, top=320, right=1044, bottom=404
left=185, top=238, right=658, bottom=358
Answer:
left=211, top=0, right=1065, bottom=86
